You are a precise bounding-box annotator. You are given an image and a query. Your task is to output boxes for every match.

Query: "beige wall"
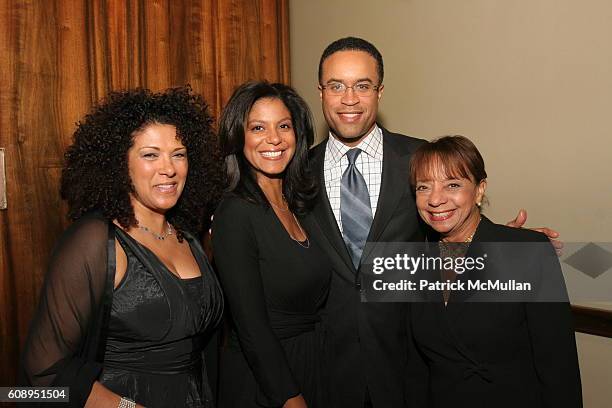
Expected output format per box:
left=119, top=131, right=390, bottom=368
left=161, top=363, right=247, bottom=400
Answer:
left=290, top=0, right=612, bottom=239
left=576, top=333, right=612, bottom=407
left=290, top=0, right=612, bottom=405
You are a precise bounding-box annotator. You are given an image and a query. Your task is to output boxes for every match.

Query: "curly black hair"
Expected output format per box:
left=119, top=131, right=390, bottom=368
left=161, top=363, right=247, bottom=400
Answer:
left=61, top=86, right=224, bottom=238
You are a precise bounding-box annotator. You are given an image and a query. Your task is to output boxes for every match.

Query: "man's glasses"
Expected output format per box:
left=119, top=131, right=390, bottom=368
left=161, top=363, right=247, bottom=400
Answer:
left=319, top=81, right=381, bottom=96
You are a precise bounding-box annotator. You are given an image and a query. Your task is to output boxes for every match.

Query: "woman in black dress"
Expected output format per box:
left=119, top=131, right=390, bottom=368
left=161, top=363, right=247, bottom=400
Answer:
left=406, top=135, right=581, bottom=407
left=213, top=81, right=331, bottom=408
left=22, top=87, right=224, bottom=407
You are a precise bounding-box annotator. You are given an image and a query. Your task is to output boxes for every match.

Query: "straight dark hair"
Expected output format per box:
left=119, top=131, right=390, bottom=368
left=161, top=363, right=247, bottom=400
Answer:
left=218, top=81, right=317, bottom=214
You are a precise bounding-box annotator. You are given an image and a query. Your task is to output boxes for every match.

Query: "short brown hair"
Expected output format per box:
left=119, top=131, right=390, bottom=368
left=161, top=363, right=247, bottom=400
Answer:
left=409, top=135, right=487, bottom=186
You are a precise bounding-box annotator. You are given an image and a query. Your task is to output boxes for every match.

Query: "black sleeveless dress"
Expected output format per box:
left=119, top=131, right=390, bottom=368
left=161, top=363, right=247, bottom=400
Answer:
left=99, top=228, right=223, bottom=408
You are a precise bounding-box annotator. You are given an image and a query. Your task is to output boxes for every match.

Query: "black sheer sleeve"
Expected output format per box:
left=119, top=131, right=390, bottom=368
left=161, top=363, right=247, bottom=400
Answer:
left=212, top=197, right=300, bottom=407
left=22, top=215, right=113, bottom=406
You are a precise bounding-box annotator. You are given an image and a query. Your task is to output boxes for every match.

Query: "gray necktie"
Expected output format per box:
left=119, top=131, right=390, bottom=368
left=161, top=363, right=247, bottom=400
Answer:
left=341, top=148, right=373, bottom=269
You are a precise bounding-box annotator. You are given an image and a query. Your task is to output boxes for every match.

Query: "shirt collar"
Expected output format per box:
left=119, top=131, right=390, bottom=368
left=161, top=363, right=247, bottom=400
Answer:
left=326, top=124, right=383, bottom=164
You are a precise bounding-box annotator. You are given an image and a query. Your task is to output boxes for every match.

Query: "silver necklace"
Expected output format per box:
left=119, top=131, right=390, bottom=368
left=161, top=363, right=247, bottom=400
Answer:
left=268, top=194, right=290, bottom=212
left=138, top=220, right=174, bottom=241
left=290, top=213, right=310, bottom=248
left=265, top=193, right=310, bottom=248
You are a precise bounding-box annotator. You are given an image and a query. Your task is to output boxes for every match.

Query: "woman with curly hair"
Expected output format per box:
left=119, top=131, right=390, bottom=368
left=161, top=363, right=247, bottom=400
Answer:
left=212, top=81, right=332, bottom=408
left=22, top=86, right=225, bottom=408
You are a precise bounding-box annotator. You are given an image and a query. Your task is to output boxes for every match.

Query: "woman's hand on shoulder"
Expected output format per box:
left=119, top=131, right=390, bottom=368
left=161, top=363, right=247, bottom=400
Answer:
left=283, top=394, right=308, bottom=408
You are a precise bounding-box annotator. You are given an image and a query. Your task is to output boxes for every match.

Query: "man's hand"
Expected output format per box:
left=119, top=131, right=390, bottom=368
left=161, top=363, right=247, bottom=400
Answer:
left=506, top=209, right=563, bottom=255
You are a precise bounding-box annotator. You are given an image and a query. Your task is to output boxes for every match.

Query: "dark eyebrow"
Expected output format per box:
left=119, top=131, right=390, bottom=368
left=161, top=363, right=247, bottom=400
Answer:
left=325, top=78, right=375, bottom=84
left=138, top=146, right=186, bottom=151
left=247, top=117, right=292, bottom=125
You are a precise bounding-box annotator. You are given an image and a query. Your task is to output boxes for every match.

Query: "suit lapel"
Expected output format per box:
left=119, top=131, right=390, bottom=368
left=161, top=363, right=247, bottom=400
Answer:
left=310, top=129, right=415, bottom=273
left=310, top=141, right=356, bottom=275
left=361, top=129, right=411, bottom=260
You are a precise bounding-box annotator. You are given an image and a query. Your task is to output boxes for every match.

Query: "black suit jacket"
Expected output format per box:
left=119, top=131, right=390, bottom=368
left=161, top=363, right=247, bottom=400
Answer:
left=408, top=216, right=582, bottom=408
left=309, top=127, right=425, bottom=408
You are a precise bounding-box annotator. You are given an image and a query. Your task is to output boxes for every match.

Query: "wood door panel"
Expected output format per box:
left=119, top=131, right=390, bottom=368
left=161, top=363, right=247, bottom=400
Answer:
left=0, top=0, right=289, bottom=386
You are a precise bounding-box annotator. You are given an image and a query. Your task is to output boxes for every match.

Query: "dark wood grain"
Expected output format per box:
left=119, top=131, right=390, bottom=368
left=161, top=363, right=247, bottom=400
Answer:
left=0, top=0, right=289, bottom=386
left=573, top=305, right=612, bottom=338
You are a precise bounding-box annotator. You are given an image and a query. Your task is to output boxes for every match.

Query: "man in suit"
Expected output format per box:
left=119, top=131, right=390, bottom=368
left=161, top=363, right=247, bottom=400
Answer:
left=310, top=37, right=560, bottom=408
left=310, top=37, right=424, bottom=408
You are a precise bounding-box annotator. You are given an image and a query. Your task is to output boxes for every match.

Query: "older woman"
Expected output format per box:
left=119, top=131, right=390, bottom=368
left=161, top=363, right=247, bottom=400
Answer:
left=212, top=81, right=331, bottom=408
left=22, top=87, right=224, bottom=408
left=406, top=136, right=582, bottom=407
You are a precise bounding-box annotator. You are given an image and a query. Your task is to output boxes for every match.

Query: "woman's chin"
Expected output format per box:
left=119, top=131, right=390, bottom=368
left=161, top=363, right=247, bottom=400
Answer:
left=431, top=226, right=452, bottom=236
left=425, top=219, right=455, bottom=235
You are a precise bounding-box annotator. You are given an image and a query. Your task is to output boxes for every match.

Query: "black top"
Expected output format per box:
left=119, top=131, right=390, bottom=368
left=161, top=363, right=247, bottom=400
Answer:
left=212, top=195, right=332, bottom=408
left=22, top=215, right=223, bottom=407
left=407, top=216, right=582, bottom=408
left=100, top=229, right=223, bottom=407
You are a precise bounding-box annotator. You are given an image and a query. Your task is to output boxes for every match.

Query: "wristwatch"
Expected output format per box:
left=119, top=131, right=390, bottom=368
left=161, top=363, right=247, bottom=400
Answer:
left=118, top=396, right=136, bottom=408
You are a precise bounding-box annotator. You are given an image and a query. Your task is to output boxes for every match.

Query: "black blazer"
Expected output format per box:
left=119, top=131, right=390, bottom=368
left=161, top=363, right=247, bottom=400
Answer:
left=408, top=216, right=582, bottom=408
left=309, top=127, right=425, bottom=408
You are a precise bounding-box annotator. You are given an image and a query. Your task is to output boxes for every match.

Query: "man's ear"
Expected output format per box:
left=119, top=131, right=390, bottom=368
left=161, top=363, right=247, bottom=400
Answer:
left=377, top=84, right=384, bottom=101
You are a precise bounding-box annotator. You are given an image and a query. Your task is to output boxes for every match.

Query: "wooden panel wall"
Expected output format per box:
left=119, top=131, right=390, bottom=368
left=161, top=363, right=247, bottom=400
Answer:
left=0, top=0, right=290, bottom=385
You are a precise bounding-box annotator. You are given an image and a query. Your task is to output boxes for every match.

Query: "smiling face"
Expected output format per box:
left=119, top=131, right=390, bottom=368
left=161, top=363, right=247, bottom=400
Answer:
left=242, top=97, right=296, bottom=183
left=415, top=164, right=486, bottom=242
left=127, top=123, right=188, bottom=217
left=319, top=50, right=384, bottom=146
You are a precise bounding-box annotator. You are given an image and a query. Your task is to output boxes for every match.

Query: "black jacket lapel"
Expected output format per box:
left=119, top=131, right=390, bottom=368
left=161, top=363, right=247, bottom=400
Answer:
left=310, top=140, right=356, bottom=274
left=362, top=128, right=413, bottom=260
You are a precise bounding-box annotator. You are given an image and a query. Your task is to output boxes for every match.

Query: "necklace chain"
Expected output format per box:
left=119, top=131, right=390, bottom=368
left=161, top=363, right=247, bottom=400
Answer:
left=290, top=212, right=310, bottom=248
left=138, top=220, right=174, bottom=241
left=265, top=193, right=310, bottom=248
left=268, top=194, right=290, bottom=212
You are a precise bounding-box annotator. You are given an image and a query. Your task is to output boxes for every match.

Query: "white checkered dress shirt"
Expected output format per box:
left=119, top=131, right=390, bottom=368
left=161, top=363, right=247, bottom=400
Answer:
left=323, top=125, right=383, bottom=234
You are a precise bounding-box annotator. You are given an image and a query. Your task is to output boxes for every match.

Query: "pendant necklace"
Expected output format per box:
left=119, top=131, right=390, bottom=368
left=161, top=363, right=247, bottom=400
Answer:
left=138, top=220, right=174, bottom=241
